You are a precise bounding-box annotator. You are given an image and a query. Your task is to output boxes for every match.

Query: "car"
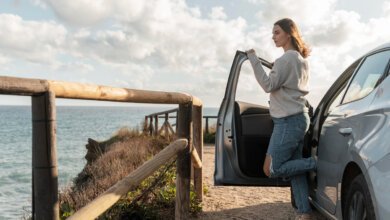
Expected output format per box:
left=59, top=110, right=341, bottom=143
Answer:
left=215, top=43, right=390, bottom=219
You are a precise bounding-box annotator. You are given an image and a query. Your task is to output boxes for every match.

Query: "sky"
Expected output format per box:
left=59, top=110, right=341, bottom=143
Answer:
left=0, top=0, right=389, bottom=107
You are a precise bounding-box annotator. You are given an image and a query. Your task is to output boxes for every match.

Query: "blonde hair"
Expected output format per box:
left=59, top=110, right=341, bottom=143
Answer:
left=274, top=18, right=310, bottom=58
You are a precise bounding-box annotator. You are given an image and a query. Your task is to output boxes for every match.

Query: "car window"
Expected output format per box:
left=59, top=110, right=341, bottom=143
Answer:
left=321, top=58, right=361, bottom=116
left=236, top=60, right=270, bottom=106
left=326, top=85, right=347, bottom=114
left=342, top=50, right=390, bottom=104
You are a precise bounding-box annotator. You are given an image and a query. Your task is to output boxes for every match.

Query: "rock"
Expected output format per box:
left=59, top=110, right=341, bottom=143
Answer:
left=85, top=138, right=105, bottom=165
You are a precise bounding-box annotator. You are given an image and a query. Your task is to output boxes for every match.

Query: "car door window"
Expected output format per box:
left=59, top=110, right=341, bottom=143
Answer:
left=236, top=60, right=270, bottom=106
left=342, top=50, right=390, bottom=104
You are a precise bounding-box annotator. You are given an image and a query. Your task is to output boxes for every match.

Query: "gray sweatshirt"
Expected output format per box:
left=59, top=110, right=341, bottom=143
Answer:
left=247, top=50, right=309, bottom=118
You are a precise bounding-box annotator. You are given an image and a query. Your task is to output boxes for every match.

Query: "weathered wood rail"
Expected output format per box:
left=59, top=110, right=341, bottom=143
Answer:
left=0, top=76, right=203, bottom=220
left=144, top=108, right=218, bottom=137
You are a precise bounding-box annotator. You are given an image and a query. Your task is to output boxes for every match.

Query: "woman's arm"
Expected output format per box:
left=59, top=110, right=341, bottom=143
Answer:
left=246, top=49, right=287, bottom=93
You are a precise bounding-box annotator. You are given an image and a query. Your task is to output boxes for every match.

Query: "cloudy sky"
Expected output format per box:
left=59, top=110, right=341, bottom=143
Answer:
left=0, top=0, right=389, bottom=107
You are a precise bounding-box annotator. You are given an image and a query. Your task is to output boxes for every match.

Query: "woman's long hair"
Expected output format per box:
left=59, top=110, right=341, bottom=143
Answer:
left=274, top=18, right=310, bottom=58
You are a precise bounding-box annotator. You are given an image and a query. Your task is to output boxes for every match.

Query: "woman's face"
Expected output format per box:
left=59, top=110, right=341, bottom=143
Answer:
left=272, top=25, right=291, bottom=48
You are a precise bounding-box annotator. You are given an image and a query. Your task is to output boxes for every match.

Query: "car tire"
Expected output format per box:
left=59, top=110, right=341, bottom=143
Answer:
left=343, top=174, right=376, bottom=220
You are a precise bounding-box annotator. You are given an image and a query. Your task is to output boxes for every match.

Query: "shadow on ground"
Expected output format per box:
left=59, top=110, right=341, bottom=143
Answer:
left=191, top=202, right=326, bottom=220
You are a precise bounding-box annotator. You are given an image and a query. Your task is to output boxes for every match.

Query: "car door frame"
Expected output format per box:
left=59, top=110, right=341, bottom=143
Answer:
left=214, top=50, right=288, bottom=186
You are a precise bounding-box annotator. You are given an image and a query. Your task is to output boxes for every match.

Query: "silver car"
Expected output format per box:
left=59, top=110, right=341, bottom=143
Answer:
left=215, top=43, right=390, bottom=219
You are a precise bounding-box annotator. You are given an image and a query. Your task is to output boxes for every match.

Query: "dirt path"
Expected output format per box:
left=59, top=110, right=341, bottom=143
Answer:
left=192, top=145, right=326, bottom=220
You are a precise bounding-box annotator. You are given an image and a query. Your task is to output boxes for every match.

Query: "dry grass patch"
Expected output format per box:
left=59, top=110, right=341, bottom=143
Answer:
left=59, top=129, right=169, bottom=216
left=59, top=127, right=201, bottom=219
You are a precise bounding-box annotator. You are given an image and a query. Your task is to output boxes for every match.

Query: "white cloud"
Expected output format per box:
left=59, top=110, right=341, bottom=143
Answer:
left=114, top=79, right=130, bottom=88
left=0, top=54, right=10, bottom=65
left=60, top=0, right=249, bottom=79
left=2, top=0, right=390, bottom=107
left=28, top=0, right=246, bottom=79
left=256, top=0, right=337, bottom=26
left=56, top=61, right=94, bottom=74
left=245, top=0, right=265, bottom=4
left=0, top=14, right=66, bottom=64
left=111, top=1, right=146, bottom=23
left=306, top=11, right=363, bottom=48
left=384, top=1, right=390, bottom=13
left=38, top=0, right=113, bottom=26
left=209, top=7, right=227, bottom=20
left=108, top=62, right=155, bottom=89
left=70, top=29, right=156, bottom=62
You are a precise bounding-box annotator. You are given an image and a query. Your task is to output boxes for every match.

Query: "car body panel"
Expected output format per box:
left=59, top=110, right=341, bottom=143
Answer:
left=312, top=46, right=390, bottom=219
left=363, top=74, right=390, bottom=219
left=368, top=152, right=390, bottom=219
left=317, top=91, right=376, bottom=214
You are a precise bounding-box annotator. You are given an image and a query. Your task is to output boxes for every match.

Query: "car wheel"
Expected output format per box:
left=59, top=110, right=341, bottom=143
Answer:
left=343, top=174, right=375, bottom=220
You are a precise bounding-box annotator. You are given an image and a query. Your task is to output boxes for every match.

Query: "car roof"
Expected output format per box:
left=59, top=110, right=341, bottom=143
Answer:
left=368, top=42, right=390, bottom=54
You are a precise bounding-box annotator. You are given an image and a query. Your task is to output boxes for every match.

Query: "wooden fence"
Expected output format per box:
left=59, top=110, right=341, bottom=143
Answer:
left=0, top=76, right=203, bottom=220
left=144, top=108, right=218, bottom=137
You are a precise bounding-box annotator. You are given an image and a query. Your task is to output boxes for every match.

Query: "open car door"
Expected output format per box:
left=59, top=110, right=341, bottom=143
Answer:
left=214, top=51, right=289, bottom=186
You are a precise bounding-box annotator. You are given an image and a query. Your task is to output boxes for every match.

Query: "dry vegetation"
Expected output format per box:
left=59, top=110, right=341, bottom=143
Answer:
left=54, top=120, right=215, bottom=219
left=58, top=127, right=189, bottom=219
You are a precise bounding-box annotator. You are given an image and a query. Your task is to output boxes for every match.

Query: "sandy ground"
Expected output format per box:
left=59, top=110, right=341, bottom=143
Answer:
left=192, top=145, right=327, bottom=220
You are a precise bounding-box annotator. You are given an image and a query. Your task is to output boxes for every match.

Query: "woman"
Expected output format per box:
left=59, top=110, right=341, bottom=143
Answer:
left=246, top=18, right=316, bottom=220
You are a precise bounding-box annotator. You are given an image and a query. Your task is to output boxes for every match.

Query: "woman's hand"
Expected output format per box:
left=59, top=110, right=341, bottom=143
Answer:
left=246, top=49, right=256, bottom=55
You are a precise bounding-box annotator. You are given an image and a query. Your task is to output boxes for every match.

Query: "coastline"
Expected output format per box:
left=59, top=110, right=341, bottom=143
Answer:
left=0, top=106, right=218, bottom=218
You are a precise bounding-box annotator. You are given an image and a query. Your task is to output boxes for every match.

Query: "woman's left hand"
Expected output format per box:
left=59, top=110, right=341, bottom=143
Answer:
left=246, top=49, right=256, bottom=55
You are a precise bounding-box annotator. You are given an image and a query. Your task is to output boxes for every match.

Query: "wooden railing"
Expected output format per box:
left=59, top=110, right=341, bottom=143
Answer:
left=203, top=115, right=218, bottom=134
left=0, top=76, right=203, bottom=220
left=68, top=139, right=201, bottom=220
left=145, top=108, right=218, bottom=137
left=144, top=108, right=178, bottom=138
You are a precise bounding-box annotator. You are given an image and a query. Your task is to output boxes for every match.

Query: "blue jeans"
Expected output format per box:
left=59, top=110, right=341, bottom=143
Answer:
left=267, top=112, right=316, bottom=214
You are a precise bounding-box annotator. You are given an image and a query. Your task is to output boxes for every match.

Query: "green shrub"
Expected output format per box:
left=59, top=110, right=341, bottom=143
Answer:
left=203, top=132, right=215, bottom=144
left=203, top=124, right=216, bottom=144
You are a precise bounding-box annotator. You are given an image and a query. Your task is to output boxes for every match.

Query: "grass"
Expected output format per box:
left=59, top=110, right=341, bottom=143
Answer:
left=59, top=127, right=203, bottom=219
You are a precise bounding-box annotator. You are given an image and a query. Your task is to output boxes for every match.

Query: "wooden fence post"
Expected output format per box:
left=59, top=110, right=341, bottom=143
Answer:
left=164, top=113, right=169, bottom=139
left=175, top=103, right=192, bottom=220
left=32, top=91, right=59, bottom=220
left=205, top=117, right=209, bottom=134
left=144, top=116, right=148, bottom=133
left=154, top=115, right=158, bottom=136
left=192, top=105, right=203, bottom=202
left=149, top=116, right=153, bottom=136
left=175, top=109, right=179, bottom=133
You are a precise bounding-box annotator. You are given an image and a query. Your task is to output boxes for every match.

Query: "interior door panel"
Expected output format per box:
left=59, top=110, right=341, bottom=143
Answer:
left=234, top=101, right=273, bottom=177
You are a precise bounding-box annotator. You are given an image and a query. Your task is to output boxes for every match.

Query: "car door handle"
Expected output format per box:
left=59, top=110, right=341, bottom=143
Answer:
left=339, top=127, right=352, bottom=136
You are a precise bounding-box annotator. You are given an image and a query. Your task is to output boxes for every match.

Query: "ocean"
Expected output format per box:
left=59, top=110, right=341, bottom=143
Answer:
left=0, top=105, right=219, bottom=219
